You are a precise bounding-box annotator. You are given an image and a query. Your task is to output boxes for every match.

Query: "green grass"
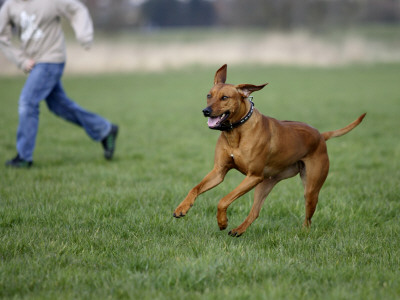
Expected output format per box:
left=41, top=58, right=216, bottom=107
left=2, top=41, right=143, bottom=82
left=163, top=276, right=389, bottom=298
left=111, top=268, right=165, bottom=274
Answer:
left=0, top=64, right=399, bottom=299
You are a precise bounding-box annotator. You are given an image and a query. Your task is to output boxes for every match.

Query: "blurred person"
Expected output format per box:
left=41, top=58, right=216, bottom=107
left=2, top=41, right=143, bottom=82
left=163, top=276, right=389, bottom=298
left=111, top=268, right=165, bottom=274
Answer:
left=0, top=0, right=118, bottom=168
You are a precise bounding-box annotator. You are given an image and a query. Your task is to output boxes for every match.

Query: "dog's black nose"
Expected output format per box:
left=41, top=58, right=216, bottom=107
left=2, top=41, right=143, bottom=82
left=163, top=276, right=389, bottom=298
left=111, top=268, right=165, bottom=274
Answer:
left=202, top=107, right=212, bottom=117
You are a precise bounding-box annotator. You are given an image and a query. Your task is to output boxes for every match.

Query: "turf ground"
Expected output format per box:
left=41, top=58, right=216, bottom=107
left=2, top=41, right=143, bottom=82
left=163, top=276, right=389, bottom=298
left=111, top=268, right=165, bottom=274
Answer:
left=0, top=64, right=399, bottom=299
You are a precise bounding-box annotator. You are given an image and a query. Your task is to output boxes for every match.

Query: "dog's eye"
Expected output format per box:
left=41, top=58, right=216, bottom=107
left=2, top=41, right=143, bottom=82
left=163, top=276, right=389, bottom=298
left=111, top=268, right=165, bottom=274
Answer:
left=221, top=96, right=229, bottom=100
left=207, top=94, right=211, bottom=99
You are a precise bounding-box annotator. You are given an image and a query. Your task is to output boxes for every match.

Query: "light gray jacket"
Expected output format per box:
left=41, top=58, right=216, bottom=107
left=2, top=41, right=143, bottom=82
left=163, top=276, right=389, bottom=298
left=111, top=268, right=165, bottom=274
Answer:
left=0, top=0, right=93, bottom=71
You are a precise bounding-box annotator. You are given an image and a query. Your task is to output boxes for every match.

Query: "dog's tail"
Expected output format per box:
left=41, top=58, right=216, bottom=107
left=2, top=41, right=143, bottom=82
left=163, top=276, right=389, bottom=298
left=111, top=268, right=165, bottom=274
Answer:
left=322, top=113, right=366, bottom=141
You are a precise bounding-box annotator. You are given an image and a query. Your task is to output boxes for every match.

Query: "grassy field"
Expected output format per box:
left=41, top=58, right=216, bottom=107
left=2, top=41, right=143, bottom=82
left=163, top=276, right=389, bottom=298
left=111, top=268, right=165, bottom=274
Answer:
left=0, top=64, right=399, bottom=299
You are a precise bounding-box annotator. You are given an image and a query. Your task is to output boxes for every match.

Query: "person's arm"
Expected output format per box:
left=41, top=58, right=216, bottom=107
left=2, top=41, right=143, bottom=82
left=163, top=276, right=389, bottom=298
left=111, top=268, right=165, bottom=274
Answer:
left=57, top=0, right=93, bottom=49
left=0, top=2, right=31, bottom=71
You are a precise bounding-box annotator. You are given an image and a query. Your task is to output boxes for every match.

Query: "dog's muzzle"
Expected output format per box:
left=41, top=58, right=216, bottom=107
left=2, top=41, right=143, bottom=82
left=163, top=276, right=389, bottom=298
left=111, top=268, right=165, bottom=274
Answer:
left=202, top=107, right=212, bottom=117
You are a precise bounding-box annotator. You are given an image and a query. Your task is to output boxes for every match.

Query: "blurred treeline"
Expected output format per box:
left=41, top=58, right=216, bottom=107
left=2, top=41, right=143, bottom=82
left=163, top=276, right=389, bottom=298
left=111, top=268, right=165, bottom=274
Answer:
left=0, top=0, right=399, bottom=30
left=84, top=0, right=400, bottom=30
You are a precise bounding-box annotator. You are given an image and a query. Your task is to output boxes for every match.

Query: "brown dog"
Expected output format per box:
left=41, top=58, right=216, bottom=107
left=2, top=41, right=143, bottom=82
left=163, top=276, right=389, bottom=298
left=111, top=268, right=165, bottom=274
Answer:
left=173, top=64, right=366, bottom=237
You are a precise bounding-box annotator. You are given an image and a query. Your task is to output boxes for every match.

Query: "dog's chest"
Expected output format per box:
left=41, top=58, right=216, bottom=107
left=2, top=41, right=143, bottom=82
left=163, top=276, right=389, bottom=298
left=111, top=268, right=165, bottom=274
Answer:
left=222, top=133, right=257, bottom=173
left=229, top=149, right=252, bottom=174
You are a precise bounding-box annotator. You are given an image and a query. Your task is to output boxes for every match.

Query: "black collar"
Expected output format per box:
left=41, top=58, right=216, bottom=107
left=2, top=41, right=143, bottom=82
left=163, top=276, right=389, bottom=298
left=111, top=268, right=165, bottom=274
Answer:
left=210, top=97, right=255, bottom=132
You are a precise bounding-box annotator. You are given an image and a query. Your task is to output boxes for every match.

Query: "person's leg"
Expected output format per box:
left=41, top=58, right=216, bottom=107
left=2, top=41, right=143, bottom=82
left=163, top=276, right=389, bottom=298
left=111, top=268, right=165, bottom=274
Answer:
left=15, top=63, right=64, bottom=162
left=45, top=71, right=118, bottom=159
left=45, top=80, right=112, bottom=141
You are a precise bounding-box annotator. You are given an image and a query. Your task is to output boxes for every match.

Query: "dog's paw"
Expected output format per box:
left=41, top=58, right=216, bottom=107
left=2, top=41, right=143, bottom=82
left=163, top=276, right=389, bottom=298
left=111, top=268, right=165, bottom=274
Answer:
left=173, top=203, right=193, bottom=218
left=217, top=218, right=228, bottom=231
left=228, top=225, right=246, bottom=237
left=173, top=211, right=185, bottom=218
left=219, top=223, right=228, bottom=231
left=228, top=230, right=243, bottom=237
left=217, top=210, right=228, bottom=230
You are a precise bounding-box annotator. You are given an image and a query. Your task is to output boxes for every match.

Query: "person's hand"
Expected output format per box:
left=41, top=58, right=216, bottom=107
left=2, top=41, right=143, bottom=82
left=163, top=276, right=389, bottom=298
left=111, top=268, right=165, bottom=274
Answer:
left=24, top=59, right=36, bottom=72
left=82, top=42, right=92, bottom=51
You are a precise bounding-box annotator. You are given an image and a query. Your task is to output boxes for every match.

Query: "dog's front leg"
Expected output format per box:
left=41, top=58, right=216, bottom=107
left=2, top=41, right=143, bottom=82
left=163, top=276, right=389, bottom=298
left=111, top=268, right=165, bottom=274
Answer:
left=173, top=167, right=227, bottom=218
left=216, top=174, right=263, bottom=231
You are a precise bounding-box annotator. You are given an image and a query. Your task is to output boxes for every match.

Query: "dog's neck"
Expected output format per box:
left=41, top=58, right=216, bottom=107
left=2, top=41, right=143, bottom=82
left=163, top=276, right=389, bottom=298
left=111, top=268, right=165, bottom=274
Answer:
left=222, top=98, right=257, bottom=148
left=215, top=97, right=254, bottom=132
left=233, top=97, right=253, bottom=124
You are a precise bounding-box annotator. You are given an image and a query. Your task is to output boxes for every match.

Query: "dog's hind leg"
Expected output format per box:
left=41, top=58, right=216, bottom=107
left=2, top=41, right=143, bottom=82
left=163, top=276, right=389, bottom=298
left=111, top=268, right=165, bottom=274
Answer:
left=300, top=148, right=330, bottom=227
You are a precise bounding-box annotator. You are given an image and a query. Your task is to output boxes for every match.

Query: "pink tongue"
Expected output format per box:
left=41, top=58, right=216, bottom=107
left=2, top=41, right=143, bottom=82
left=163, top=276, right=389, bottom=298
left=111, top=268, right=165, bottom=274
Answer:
left=208, top=116, right=221, bottom=127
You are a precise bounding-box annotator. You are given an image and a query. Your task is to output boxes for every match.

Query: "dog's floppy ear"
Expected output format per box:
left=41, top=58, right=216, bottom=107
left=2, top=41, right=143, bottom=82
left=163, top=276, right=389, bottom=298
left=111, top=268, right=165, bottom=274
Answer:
left=214, top=64, right=227, bottom=85
left=235, top=83, right=268, bottom=97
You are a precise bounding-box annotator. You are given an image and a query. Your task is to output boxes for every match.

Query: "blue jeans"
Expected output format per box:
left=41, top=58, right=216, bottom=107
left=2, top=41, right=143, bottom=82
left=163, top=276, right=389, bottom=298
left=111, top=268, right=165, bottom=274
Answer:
left=17, top=63, right=111, bottom=161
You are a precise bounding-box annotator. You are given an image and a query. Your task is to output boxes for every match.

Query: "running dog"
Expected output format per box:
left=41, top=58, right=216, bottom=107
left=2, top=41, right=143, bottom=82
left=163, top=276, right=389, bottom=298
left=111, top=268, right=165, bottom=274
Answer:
left=173, top=64, right=366, bottom=237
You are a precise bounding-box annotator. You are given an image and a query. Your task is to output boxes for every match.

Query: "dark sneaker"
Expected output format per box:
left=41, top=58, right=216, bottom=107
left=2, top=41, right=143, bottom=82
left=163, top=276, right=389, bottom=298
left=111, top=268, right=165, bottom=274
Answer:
left=101, top=124, right=119, bottom=160
left=5, top=154, right=33, bottom=168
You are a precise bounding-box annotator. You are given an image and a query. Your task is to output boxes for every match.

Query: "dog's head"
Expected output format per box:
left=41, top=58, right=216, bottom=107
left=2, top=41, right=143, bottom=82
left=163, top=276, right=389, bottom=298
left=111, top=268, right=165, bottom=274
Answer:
left=203, top=64, right=268, bottom=130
